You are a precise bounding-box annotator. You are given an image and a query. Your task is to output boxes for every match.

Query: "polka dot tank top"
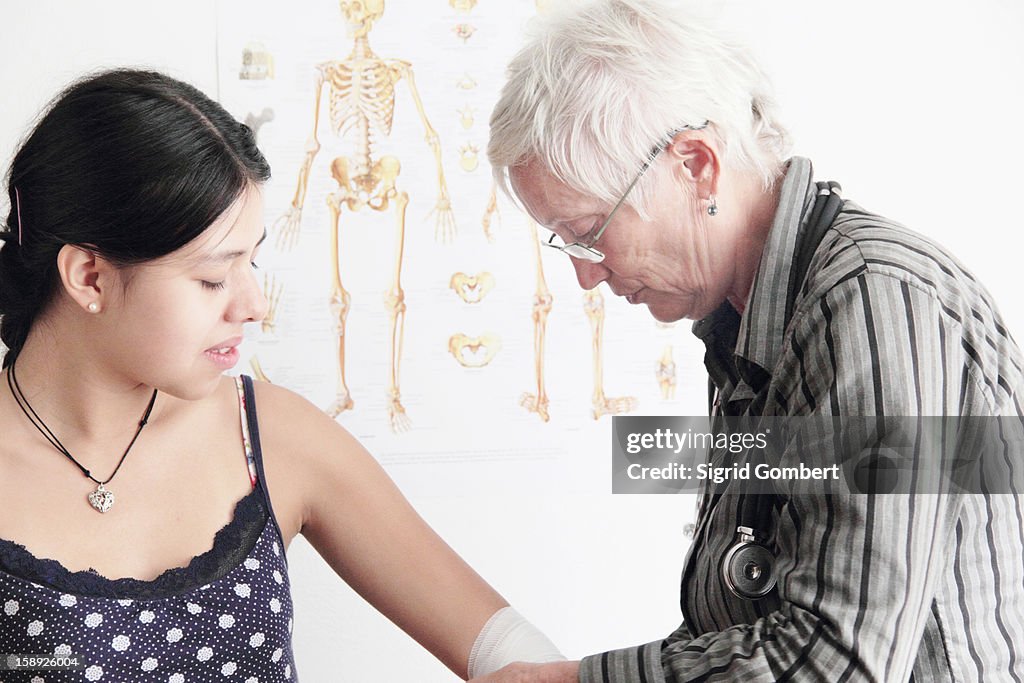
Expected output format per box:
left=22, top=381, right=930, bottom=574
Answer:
left=0, top=375, right=298, bottom=682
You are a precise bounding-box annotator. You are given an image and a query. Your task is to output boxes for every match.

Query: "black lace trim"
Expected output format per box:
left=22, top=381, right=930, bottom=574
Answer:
left=0, top=486, right=268, bottom=600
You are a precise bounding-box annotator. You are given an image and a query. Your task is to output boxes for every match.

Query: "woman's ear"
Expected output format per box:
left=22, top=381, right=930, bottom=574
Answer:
left=666, top=134, right=720, bottom=202
left=56, top=244, right=115, bottom=313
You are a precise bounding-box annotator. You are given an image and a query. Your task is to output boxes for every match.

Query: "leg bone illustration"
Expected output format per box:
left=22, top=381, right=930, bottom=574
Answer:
left=520, top=219, right=553, bottom=422
left=584, top=288, right=638, bottom=419
left=261, top=273, right=283, bottom=335
left=244, top=107, right=275, bottom=142
left=384, top=190, right=411, bottom=432
left=250, top=356, right=271, bottom=383
left=656, top=344, right=677, bottom=399
left=325, top=174, right=356, bottom=417
left=481, top=183, right=500, bottom=243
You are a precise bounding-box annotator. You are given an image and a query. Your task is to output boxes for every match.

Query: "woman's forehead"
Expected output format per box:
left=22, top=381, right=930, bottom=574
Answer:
left=510, top=160, right=598, bottom=224
left=158, top=189, right=265, bottom=266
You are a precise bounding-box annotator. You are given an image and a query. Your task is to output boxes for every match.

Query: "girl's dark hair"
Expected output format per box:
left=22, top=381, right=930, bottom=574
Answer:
left=0, top=69, right=271, bottom=368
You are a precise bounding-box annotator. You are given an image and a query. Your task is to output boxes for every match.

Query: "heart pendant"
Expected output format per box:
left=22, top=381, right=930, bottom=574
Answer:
left=88, top=484, right=115, bottom=513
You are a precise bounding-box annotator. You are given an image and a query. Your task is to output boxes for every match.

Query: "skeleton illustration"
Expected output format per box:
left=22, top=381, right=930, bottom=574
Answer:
left=481, top=184, right=500, bottom=242
left=457, top=104, right=475, bottom=130
left=656, top=345, right=677, bottom=399
left=449, top=271, right=495, bottom=304
left=584, top=288, right=638, bottom=419
left=452, top=23, right=476, bottom=43
left=520, top=219, right=553, bottom=422
left=274, top=0, right=456, bottom=432
left=448, top=333, right=502, bottom=368
left=455, top=73, right=478, bottom=90
left=250, top=357, right=271, bottom=383
left=459, top=143, right=479, bottom=172
left=240, top=42, right=275, bottom=80
left=244, top=108, right=275, bottom=142
left=261, top=273, right=283, bottom=335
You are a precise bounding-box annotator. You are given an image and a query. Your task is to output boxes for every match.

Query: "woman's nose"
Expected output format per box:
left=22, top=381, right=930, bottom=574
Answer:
left=572, top=257, right=610, bottom=291
left=237, top=269, right=269, bottom=323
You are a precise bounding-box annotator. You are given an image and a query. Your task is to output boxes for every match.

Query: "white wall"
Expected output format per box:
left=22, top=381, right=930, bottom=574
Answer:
left=2, top=1, right=1022, bottom=681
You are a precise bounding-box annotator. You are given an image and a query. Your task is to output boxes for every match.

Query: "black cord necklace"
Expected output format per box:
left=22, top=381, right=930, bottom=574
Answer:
left=7, top=360, right=158, bottom=513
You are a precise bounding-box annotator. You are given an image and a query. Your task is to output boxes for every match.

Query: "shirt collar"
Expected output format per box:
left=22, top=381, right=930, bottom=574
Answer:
left=692, top=156, right=817, bottom=391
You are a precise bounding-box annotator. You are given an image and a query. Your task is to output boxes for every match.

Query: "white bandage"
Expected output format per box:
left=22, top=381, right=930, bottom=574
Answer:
left=468, top=606, right=566, bottom=678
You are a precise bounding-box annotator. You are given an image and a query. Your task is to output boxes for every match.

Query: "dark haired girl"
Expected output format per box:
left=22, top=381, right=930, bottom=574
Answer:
left=0, top=69, right=563, bottom=681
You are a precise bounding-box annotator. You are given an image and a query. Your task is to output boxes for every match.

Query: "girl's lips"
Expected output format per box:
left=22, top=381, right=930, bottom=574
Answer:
left=207, top=335, right=243, bottom=351
left=204, top=346, right=240, bottom=369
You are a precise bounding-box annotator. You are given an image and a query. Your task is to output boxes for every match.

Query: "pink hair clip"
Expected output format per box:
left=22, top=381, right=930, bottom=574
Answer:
left=14, top=187, right=23, bottom=246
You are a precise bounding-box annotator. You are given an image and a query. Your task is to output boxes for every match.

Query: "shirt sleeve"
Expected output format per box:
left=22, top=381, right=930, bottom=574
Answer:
left=578, top=620, right=692, bottom=683
left=579, top=270, right=1002, bottom=683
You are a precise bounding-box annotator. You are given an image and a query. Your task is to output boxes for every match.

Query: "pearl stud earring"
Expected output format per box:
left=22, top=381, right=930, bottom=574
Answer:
left=707, top=196, right=718, bottom=217
left=88, top=302, right=99, bottom=313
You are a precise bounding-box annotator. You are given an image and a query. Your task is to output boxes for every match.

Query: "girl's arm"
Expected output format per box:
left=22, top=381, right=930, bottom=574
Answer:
left=253, top=379, right=559, bottom=679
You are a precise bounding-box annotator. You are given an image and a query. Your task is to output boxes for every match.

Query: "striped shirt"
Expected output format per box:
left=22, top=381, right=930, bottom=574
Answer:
left=580, top=157, right=1024, bottom=682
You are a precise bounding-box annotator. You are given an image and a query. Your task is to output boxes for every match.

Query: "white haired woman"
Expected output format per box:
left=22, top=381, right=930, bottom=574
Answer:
left=477, top=0, right=1024, bottom=681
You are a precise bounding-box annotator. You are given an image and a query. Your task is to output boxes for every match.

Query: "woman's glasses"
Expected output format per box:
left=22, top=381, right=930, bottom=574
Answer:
left=542, top=121, right=709, bottom=264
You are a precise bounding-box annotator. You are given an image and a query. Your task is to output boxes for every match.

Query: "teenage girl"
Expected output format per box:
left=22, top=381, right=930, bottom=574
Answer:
left=0, top=69, right=565, bottom=682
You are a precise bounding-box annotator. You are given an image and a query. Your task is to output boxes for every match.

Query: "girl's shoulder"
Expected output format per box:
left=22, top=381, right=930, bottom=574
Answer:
left=229, top=375, right=370, bottom=546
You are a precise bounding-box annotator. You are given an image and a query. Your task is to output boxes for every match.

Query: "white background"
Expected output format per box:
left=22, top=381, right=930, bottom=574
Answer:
left=2, top=1, right=1023, bottom=681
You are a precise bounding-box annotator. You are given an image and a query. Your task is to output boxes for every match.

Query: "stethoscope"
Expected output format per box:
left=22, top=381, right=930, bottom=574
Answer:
left=717, top=180, right=844, bottom=601
left=720, top=485, right=780, bottom=600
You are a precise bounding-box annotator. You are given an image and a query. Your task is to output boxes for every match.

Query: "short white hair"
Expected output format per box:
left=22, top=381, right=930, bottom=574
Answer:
left=488, top=0, right=791, bottom=219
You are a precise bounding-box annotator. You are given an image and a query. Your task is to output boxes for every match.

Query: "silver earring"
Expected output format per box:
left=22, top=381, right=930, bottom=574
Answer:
left=707, top=196, right=718, bottom=217
left=88, top=302, right=99, bottom=313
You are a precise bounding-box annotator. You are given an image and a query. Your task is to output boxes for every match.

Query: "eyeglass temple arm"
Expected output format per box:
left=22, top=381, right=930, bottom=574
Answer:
left=591, top=145, right=665, bottom=244
left=555, top=122, right=708, bottom=247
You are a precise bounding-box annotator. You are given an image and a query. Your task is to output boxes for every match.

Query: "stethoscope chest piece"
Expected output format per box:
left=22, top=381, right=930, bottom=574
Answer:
left=721, top=525, right=777, bottom=600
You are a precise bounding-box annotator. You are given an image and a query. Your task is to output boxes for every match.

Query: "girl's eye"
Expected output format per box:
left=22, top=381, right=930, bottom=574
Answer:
left=200, top=261, right=258, bottom=290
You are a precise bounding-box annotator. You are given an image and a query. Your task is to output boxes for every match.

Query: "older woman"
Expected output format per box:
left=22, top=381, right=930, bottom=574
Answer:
left=480, top=0, right=1024, bottom=681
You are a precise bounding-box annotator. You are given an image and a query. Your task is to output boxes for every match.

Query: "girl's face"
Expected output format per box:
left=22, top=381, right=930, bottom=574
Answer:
left=99, top=186, right=268, bottom=400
